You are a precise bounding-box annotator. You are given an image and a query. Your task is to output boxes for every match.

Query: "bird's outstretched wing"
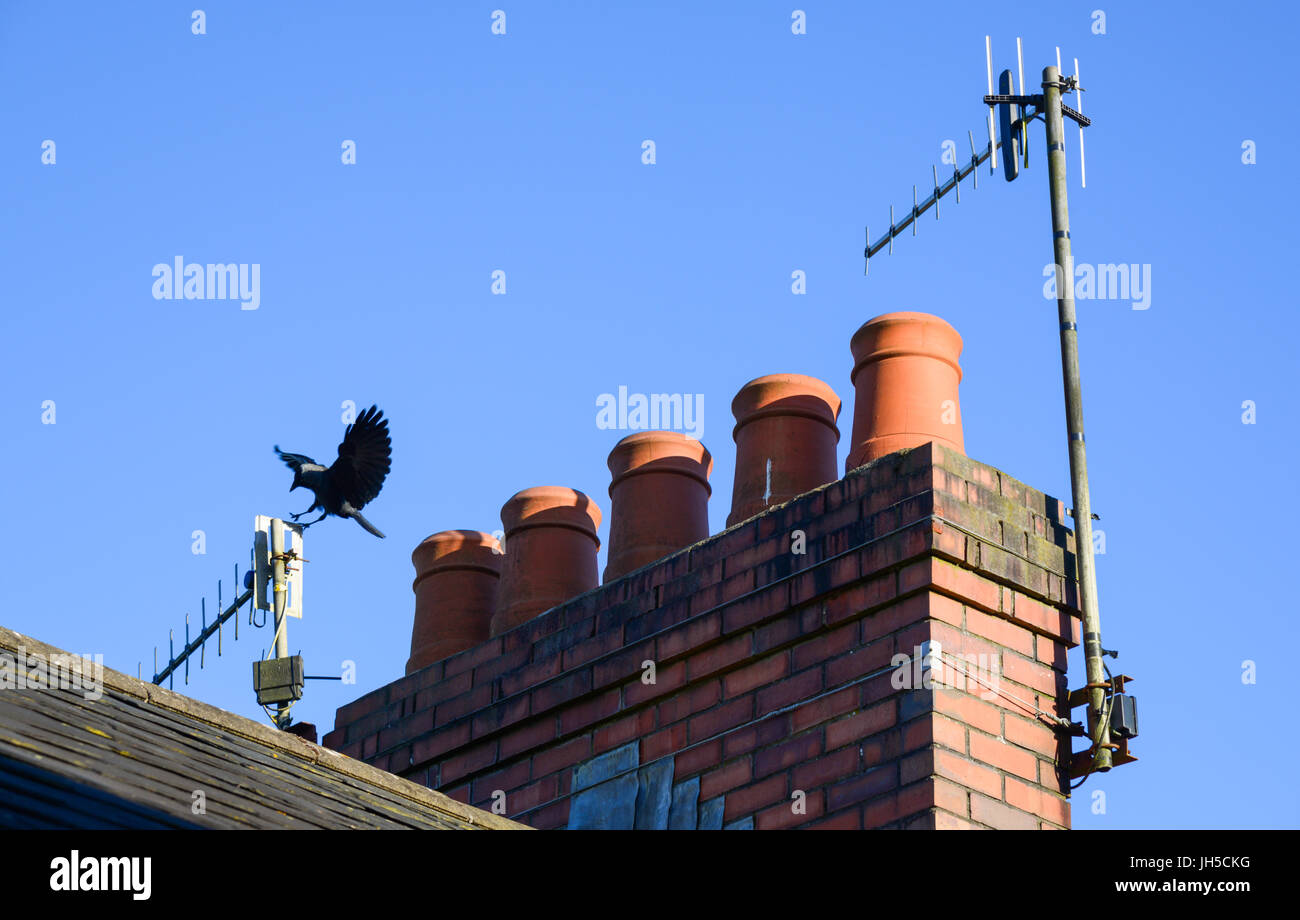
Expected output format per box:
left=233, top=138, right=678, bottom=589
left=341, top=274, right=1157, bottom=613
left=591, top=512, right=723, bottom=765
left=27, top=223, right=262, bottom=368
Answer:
left=274, top=446, right=318, bottom=471
left=329, top=405, right=391, bottom=509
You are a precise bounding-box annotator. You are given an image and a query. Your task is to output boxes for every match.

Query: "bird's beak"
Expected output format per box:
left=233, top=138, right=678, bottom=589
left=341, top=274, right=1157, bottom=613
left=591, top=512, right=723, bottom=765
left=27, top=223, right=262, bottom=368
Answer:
left=290, top=483, right=299, bottom=491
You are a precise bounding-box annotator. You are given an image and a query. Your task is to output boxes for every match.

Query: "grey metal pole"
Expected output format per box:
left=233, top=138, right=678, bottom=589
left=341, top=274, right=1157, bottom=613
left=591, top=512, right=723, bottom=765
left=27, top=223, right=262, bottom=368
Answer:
left=1042, top=65, right=1111, bottom=771
left=270, top=517, right=291, bottom=730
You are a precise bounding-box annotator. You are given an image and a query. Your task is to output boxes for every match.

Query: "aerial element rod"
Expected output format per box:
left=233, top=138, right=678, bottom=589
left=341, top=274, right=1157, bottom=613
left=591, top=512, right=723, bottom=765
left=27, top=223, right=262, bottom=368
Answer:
left=864, top=137, right=1000, bottom=271
left=153, top=587, right=253, bottom=685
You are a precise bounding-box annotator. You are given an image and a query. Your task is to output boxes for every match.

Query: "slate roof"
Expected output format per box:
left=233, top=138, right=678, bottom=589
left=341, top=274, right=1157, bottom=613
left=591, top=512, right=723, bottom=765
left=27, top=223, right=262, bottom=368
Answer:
left=0, top=626, right=525, bottom=830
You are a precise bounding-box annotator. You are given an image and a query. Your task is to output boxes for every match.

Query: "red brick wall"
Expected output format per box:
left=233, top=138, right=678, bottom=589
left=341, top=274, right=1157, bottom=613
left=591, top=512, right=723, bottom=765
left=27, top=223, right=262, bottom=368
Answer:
left=323, top=442, right=1081, bottom=829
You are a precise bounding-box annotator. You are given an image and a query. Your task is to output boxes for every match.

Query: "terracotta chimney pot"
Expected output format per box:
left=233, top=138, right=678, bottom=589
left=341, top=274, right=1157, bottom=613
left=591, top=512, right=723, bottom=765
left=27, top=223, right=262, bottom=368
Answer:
left=727, top=374, right=841, bottom=527
left=492, top=487, right=602, bottom=636
left=407, top=530, right=502, bottom=674
left=846, top=311, right=964, bottom=471
left=604, top=431, right=712, bottom=582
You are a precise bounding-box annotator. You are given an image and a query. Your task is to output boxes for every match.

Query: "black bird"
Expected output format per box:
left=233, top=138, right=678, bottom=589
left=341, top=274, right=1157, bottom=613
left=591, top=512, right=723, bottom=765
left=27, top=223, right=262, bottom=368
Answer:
left=274, top=405, right=392, bottom=538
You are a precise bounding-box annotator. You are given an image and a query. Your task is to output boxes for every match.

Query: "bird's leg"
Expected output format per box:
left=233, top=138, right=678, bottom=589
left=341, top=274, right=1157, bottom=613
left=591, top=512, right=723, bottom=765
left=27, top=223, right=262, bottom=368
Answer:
left=289, top=505, right=318, bottom=521
left=298, top=511, right=328, bottom=529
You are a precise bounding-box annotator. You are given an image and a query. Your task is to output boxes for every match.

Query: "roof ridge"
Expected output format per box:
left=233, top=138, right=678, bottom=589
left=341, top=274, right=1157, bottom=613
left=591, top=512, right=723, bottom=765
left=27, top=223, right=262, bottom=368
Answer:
left=0, top=625, right=527, bottom=830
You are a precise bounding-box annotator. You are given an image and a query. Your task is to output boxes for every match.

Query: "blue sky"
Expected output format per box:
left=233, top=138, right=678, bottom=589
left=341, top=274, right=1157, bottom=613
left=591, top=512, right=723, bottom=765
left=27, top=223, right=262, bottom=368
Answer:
left=2, top=1, right=1294, bottom=829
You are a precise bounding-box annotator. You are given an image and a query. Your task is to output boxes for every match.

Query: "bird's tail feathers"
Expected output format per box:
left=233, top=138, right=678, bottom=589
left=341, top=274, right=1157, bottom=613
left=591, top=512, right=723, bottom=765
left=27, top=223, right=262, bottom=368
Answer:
left=352, top=511, right=386, bottom=539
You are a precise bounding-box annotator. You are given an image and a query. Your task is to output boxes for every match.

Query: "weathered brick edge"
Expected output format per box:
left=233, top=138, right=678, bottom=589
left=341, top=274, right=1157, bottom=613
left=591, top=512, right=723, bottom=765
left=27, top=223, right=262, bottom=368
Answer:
left=324, top=442, right=1081, bottom=829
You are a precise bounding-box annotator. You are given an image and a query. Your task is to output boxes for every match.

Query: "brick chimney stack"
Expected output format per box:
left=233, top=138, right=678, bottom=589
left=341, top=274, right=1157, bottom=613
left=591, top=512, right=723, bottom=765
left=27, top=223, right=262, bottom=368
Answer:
left=329, top=313, right=1082, bottom=832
